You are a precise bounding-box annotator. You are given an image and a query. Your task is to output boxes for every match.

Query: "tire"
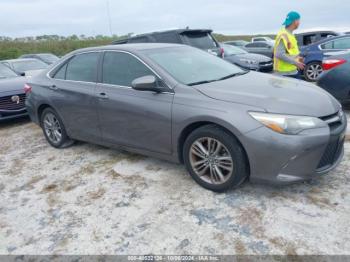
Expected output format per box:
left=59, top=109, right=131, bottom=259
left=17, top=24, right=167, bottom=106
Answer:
left=183, top=125, right=249, bottom=192
left=40, top=107, right=74, bottom=148
left=304, top=62, right=323, bottom=82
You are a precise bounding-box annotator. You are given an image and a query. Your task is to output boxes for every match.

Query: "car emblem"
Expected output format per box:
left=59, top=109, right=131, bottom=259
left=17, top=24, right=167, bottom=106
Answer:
left=11, top=95, right=20, bottom=104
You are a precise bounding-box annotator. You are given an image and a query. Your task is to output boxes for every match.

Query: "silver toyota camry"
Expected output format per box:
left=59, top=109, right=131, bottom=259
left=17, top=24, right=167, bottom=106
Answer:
left=25, top=44, right=347, bottom=192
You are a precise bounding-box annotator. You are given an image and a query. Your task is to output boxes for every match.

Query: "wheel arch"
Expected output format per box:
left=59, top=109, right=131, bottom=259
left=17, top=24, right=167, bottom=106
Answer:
left=177, top=121, right=250, bottom=176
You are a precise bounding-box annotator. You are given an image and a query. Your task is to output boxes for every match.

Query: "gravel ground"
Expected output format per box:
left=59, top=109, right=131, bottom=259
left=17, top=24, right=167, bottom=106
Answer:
left=0, top=111, right=349, bottom=255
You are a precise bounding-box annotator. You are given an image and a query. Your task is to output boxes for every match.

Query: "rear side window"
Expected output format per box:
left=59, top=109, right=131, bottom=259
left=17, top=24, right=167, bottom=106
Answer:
left=128, top=36, right=150, bottom=43
left=182, top=32, right=217, bottom=49
left=65, top=52, right=99, bottom=82
left=333, top=38, right=350, bottom=49
left=102, top=51, right=154, bottom=87
left=303, top=34, right=317, bottom=46
left=153, top=33, right=181, bottom=43
left=321, top=41, right=334, bottom=49
left=246, top=43, right=265, bottom=48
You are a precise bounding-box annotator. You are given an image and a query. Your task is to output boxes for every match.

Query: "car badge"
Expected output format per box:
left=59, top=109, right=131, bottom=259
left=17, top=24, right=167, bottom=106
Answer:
left=11, top=95, right=20, bottom=104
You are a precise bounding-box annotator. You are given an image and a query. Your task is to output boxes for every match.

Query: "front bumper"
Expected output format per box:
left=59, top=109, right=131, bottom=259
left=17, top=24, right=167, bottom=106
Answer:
left=239, top=63, right=273, bottom=73
left=241, top=113, right=347, bottom=185
left=0, top=109, right=28, bottom=121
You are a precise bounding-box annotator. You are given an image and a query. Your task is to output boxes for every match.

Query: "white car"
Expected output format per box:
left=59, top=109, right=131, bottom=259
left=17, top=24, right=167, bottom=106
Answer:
left=251, top=36, right=275, bottom=44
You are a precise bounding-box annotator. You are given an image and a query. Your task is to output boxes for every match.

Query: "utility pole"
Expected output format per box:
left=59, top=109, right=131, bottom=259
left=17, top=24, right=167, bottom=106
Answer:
left=106, top=0, right=113, bottom=36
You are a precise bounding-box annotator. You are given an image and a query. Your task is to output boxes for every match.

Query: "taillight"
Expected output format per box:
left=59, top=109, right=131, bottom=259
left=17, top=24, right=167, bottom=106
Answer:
left=24, top=83, right=32, bottom=94
left=220, top=47, right=224, bottom=58
left=322, top=59, right=346, bottom=71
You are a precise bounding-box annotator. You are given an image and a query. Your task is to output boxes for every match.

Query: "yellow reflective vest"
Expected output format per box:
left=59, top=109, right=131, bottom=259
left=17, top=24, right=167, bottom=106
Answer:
left=273, top=28, right=300, bottom=73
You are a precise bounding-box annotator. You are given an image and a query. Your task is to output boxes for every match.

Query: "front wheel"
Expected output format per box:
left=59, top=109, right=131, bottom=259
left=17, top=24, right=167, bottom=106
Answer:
left=40, top=108, right=74, bottom=148
left=304, top=62, right=323, bottom=82
left=183, top=125, right=249, bottom=192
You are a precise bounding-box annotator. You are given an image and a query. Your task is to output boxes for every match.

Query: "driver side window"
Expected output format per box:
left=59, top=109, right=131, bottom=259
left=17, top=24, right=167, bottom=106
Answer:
left=102, top=51, right=155, bottom=87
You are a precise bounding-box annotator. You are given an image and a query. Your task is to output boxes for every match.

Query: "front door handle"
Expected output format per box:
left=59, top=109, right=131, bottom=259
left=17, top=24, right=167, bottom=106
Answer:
left=49, top=84, right=58, bottom=90
left=98, top=92, right=109, bottom=99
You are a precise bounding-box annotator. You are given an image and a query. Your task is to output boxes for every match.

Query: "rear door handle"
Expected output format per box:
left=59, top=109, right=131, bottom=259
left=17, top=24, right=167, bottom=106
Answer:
left=98, top=92, right=109, bottom=99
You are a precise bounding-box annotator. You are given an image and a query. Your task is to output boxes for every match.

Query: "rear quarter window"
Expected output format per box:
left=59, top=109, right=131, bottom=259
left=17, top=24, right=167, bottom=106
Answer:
left=182, top=32, right=218, bottom=49
left=153, top=33, right=181, bottom=43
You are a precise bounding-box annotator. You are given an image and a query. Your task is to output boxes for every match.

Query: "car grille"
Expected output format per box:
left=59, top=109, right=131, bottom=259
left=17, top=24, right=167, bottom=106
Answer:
left=317, top=137, right=344, bottom=170
left=316, top=111, right=345, bottom=170
left=0, top=94, right=26, bottom=111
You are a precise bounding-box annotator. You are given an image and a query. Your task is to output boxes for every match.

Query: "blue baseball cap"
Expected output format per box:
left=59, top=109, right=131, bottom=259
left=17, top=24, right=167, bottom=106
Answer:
left=283, top=11, right=301, bottom=26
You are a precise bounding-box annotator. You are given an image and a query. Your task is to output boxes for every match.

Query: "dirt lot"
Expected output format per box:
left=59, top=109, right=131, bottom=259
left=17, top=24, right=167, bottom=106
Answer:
left=0, top=112, right=349, bottom=255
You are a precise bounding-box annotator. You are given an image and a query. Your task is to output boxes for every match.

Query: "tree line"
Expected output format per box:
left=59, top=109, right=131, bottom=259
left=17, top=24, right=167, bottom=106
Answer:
left=0, top=33, right=274, bottom=60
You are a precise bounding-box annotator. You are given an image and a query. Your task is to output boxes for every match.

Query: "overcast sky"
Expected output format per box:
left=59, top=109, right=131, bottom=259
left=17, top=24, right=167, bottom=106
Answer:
left=1, top=0, right=350, bottom=37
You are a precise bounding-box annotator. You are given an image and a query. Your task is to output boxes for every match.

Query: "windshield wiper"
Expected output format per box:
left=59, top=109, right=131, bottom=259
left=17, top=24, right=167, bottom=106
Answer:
left=216, top=71, right=249, bottom=81
left=187, top=80, right=217, bottom=86
left=187, top=71, right=249, bottom=86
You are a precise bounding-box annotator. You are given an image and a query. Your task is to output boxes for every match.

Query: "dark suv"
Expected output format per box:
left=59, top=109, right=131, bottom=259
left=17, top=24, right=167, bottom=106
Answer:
left=112, top=29, right=223, bottom=57
left=296, top=30, right=343, bottom=47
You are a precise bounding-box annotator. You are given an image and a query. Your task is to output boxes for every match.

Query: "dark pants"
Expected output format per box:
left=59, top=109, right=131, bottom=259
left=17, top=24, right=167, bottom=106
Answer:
left=284, top=71, right=302, bottom=80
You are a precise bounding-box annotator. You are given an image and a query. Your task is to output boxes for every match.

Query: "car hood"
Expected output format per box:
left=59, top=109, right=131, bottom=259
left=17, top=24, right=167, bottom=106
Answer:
left=0, top=76, right=26, bottom=94
left=228, top=53, right=272, bottom=62
left=194, top=72, right=340, bottom=117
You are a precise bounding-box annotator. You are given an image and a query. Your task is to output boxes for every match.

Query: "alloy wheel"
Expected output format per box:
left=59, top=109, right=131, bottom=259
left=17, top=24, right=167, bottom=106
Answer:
left=43, top=112, right=62, bottom=144
left=306, top=63, right=323, bottom=81
left=189, top=137, right=234, bottom=185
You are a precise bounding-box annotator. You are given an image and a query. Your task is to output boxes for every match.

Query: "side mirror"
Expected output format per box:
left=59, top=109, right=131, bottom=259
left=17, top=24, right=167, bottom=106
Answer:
left=131, top=75, right=162, bottom=93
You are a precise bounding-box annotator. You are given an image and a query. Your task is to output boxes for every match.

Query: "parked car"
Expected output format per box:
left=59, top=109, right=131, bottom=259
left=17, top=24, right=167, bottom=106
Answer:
left=0, top=63, right=27, bottom=121
left=221, top=44, right=273, bottom=72
left=296, top=30, right=343, bottom=47
left=112, top=28, right=223, bottom=57
left=243, top=41, right=274, bottom=58
left=317, top=52, right=350, bottom=105
left=223, top=40, right=249, bottom=47
left=19, top=53, right=59, bottom=65
left=26, top=44, right=346, bottom=192
left=251, top=36, right=274, bottom=43
left=1, top=58, right=49, bottom=77
left=301, top=35, right=350, bottom=81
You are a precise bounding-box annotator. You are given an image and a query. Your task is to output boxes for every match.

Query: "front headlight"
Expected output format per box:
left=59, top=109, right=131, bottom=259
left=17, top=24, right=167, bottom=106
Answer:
left=248, top=112, right=325, bottom=135
left=239, top=58, right=258, bottom=65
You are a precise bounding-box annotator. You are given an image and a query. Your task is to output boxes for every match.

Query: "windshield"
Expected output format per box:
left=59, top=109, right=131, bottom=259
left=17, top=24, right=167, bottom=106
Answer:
left=0, top=64, right=18, bottom=78
left=143, top=46, right=244, bottom=85
left=39, top=54, right=59, bottom=63
left=12, top=60, right=48, bottom=72
left=222, top=44, right=247, bottom=56
left=182, top=32, right=218, bottom=49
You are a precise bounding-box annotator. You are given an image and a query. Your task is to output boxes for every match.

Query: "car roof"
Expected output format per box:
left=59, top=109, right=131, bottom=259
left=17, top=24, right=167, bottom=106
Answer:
left=21, top=53, right=55, bottom=56
left=296, top=30, right=342, bottom=35
left=224, top=40, right=247, bottom=43
left=112, top=28, right=213, bottom=44
left=1, top=58, right=43, bottom=63
left=72, top=43, right=187, bottom=54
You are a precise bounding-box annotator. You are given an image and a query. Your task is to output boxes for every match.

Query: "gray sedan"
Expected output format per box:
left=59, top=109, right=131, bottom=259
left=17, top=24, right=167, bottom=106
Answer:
left=221, top=44, right=273, bottom=72
left=1, top=58, right=48, bottom=76
left=243, top=41, right=274, bottom=58
left=25, top=44, right=347, bottom=192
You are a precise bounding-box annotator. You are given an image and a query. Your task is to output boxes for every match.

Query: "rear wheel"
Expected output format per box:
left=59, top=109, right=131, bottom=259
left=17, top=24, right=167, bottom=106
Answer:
left=304, top=62, right=323, bottom=82
left=40, top=108, right=74, bottom=148
left=183, top=125, right=248, bottom=192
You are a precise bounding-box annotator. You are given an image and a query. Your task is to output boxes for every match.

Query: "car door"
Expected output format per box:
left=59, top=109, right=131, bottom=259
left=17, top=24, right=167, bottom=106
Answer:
left=96, top=51, right=173, bottom=154
left=48, top=52, right=101, bottom=142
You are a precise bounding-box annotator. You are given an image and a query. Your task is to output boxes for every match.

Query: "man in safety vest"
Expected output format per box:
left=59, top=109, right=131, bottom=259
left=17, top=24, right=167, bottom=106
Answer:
left=274, top=11, right=305, bottom=78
